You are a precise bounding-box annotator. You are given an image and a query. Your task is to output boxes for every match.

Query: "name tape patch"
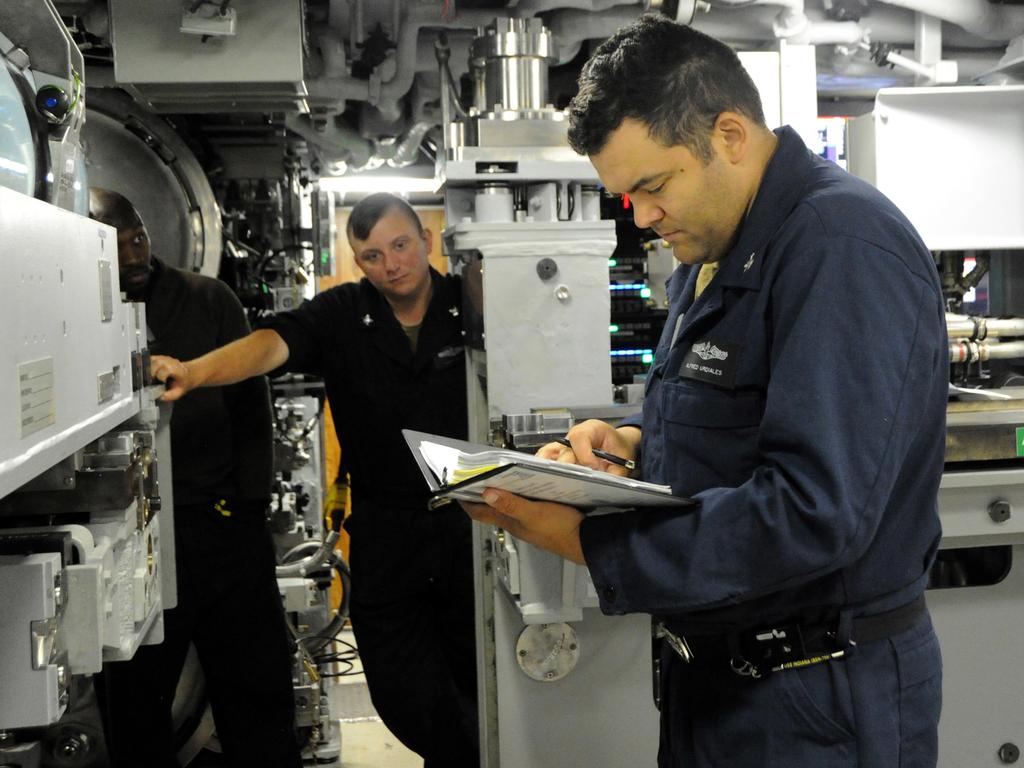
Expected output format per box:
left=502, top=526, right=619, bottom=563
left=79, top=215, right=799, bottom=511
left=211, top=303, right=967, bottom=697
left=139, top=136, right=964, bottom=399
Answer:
left=679, top=339, right=740, bottom=388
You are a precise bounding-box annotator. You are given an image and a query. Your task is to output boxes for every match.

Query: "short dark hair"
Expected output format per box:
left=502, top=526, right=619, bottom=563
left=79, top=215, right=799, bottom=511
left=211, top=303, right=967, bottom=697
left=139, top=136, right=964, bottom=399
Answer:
left=346, top=192, right=423, bottom=241
left=566, top=15, right=766, bottom=162
left=89, top=187, right=147, bottom=232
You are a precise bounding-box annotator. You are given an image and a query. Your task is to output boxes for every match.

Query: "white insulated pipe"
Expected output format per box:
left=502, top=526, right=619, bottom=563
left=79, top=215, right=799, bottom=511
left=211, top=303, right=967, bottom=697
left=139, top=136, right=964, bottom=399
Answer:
left=876, top=0, right=1024, bottom=42
left=950, top=340, right=1024, bottom=364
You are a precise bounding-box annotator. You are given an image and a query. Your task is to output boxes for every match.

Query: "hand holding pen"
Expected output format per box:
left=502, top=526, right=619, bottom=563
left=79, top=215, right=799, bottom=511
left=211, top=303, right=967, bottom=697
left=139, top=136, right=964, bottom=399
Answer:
left=554, top=438, right=636, bottom=471
left=535, top=419, right=640, bottom=477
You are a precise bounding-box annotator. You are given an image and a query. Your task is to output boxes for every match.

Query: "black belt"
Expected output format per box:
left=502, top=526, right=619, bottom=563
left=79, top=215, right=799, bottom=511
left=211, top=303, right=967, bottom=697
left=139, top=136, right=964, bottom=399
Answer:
left=657, top=594, right=927, bottom=678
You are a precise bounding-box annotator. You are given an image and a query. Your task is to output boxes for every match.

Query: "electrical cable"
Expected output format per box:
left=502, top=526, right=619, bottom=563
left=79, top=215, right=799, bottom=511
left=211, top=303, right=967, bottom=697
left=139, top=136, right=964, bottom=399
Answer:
left=444, top=63, right=469, bottom=120
left=434, top=33, right=469, bottom=121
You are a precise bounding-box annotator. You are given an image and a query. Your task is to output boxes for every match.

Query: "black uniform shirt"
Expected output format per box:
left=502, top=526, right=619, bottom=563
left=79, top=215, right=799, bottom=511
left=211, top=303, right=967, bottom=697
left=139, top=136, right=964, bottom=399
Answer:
left=261, top=268, right=467, bottom=511
left=146, top=258, right=274, bottom=506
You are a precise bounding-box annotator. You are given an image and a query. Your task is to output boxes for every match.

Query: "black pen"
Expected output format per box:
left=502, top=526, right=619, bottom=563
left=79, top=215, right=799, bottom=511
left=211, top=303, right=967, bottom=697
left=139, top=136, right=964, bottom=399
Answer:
left=555, top=437, right=636, bottom=471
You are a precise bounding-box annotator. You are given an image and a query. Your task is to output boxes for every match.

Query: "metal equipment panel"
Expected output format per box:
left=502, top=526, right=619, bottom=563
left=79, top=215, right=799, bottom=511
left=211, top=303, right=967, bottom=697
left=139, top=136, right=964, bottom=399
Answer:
left=849, top=86, right=1024, bottom=250
left=930, top=548, right=1024, bottom=765
left=493, top=593, right=659, bottom=768
left=0, top=187, right=140, bottom=499
left=110, top=0, right=303, bottom=84
left=0, top=552, right=67, bottom=730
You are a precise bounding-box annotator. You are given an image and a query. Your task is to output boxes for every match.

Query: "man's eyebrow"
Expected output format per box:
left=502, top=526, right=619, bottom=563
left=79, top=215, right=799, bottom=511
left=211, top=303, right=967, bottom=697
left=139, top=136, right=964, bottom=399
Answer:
left=625, top=172, right=670, bottom=195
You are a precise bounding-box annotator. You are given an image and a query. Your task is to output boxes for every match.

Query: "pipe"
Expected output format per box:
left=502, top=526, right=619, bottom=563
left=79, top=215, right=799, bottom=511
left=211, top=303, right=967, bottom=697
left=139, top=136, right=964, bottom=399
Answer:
left=691, top=6, right=860, bottom=46
left=280, top=540, right=322, bottom=564
left=788, top=19, right=863, bottom=45
left=284, top=113, right=375, bottom=169
left=512, top=0, right=641, bottom=15
left=950, top=340, right=1024, bottom=364
left=758, top=0, right=809, bottom=39
left=684, top=3, right=1009, bottom=47
left=546, top=8, right=642, bottom=64
left=301, top=552, right=352, bottom=655
left=947, top=316, right=1024, bottom=341
left=377, top=6, right=499, bottom=112
left=876, top=0, right=1024, bottom=42
left=387, top=121, right=432, bottom=167
left=819, top=47, right=997, bottom=91
left=276, top=530, right=341, bottom=579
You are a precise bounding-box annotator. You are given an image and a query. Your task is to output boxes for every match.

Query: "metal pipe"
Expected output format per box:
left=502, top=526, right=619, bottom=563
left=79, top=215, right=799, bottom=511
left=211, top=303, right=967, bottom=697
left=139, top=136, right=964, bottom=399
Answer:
left=947, top=316, right=1024, bottom=340
left=876, top=0, right=1024, bottom=42
left=387, top=121, right=433, bottom=167
left=280, top=540, right=322, bottom=564
left=276, top=530, right=341, bottom=578
left=377, top=6, right=498, bottom=111
left=547, top=8, right=643, bottom=65
left=950, top=340, right=1024, bottom=364
left=284, top=113, right=375, bottom=169
left=512, top=0, right=641, bottom=15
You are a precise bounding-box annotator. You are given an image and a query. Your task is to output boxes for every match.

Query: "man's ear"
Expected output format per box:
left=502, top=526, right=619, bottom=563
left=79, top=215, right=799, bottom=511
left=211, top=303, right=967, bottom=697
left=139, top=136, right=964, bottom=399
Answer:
left=421, top=227, right=434, bottom=254
left=712, top=112, right=749, bottom=165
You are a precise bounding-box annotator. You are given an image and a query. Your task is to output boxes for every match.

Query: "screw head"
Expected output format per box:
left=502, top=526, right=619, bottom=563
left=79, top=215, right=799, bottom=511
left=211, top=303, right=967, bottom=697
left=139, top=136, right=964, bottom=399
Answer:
left=999, top=742, right=1020, bottom=764
left=990, top=500, right=1012, bottom=524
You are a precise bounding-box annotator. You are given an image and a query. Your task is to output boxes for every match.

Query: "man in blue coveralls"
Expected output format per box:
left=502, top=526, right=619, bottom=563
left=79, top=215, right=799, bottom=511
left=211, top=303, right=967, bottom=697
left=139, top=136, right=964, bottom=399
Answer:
left=463, top=16, right=947, bottom=768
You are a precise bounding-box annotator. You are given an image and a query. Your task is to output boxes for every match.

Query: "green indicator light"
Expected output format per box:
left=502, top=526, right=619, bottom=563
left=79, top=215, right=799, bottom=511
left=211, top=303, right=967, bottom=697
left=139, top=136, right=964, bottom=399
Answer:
left=321, top=249, right=329, bottom=265
left=642, top=353, right=654, bottom=364
left=1016, top=426, right=1024, bottom=457
left=261, top=284, right=269, bottom=294
left=609, top=324, right=619, bottom=333
left=640, top=287, right=652, bottom=299
left=608, top=258, right=618, bottom=267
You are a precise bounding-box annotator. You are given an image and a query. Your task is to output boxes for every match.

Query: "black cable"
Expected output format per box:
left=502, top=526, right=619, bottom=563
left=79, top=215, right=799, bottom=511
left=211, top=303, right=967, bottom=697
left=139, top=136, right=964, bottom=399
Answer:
left=320, top=667, right=360, bottom=678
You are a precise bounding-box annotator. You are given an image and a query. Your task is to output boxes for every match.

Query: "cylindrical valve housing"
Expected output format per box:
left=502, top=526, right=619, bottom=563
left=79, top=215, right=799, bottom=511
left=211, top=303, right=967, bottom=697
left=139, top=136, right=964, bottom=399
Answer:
left=471, top=17, right=558, bottom=113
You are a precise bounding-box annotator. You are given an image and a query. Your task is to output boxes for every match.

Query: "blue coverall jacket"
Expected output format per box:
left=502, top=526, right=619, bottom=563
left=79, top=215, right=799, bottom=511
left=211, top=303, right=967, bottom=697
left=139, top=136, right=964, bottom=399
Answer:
left=579, top=126, right=948, bottom=767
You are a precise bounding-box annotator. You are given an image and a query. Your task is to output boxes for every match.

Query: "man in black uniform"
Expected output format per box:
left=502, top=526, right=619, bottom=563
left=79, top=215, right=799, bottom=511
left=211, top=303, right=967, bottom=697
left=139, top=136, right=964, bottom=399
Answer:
left=90, top=189, right=301, bottom=768
left=150, top=192, right=478, bottom=767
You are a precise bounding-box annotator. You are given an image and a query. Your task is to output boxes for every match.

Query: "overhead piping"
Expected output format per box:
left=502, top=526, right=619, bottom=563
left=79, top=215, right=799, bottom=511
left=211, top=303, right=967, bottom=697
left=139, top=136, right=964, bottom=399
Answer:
left=876, top=0, right=1024, bottom=41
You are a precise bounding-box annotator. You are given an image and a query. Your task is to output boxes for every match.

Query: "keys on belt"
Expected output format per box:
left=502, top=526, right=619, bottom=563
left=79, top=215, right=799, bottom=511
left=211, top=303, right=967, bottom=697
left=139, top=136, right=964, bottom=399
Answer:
left=657, top=596, right=924, bottom=679
left=659, top=624, right=694, bottom=663
left=657, top=621, right=850, bottom=679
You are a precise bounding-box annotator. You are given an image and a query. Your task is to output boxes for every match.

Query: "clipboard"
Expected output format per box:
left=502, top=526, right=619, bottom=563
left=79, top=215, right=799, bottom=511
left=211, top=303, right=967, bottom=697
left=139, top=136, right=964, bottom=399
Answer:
left=403, top=429, right=696, bottom=512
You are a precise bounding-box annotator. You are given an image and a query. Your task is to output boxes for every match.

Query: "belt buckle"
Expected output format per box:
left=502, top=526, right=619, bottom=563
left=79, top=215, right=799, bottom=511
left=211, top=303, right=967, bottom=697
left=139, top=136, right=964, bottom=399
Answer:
left=660, top=624, right=694, bottom=663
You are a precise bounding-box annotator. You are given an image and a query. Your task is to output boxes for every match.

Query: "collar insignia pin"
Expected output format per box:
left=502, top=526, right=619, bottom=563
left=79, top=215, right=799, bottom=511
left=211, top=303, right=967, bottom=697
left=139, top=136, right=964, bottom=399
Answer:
left=449, top=306, right=460, bottom=317
left=743, top=252, right=755, bottom=272
left=362, top=314, right=373, bottom=326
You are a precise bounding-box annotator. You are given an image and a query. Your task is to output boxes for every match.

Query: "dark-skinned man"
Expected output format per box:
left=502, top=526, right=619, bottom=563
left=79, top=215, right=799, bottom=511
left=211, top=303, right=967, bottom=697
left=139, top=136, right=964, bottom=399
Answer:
left=89, top=188, right=300, bottom=768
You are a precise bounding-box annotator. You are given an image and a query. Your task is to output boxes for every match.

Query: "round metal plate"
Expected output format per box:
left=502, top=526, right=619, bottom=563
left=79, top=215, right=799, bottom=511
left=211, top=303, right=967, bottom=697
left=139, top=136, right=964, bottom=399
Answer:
left=515, top=622, right=580, bottom=683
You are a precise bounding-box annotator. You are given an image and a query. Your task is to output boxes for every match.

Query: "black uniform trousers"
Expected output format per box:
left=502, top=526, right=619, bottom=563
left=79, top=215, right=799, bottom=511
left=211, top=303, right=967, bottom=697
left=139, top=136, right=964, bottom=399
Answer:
left=346, top=502, right=479, bottom=768
left=97, top=501, right=301, bottom=768
left=657, top=612, right=942, bottom=767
